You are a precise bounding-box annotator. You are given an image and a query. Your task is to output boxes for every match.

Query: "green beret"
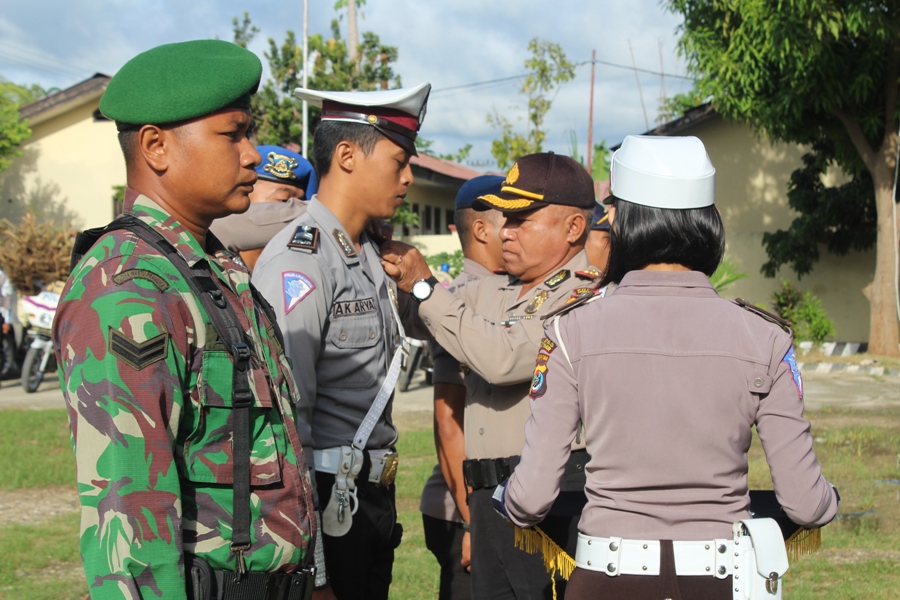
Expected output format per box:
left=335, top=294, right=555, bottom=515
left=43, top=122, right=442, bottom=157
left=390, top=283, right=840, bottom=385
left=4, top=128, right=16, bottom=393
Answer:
left=100, top=39, right=262, bottom=128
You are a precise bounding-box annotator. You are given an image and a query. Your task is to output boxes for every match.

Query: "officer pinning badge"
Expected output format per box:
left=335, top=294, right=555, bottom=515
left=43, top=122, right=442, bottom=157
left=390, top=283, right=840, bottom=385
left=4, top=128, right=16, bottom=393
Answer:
left=543, top=269, right=570, bottom=289
left=108, top=328, right=169, bottom=371
left=288, top=225, right=319, bottom=250
left=283, top=271, right=316, bottom=314
left=782, top=347, right=803, bottom=399
left=333, top=229, right=357, bottom=257
left=524, top=290, right=550, bottom=314
left=264, top=151, right=299, bottom=180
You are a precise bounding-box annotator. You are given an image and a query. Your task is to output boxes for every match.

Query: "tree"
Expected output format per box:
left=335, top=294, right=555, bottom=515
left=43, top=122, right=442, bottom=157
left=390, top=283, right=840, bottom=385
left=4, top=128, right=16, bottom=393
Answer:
left=668, top=0, right=900, bottom=355
left=488, top=38, right=576, bottom=169
left=235, top=6, right=401, bottom=149
left=0, top=79, right=41, bottom=173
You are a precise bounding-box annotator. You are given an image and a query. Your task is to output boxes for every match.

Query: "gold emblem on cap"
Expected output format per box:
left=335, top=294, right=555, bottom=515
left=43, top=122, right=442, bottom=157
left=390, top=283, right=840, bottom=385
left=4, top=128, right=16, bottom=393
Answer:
left=367, top=114, right=378, bottom=124
left=264, top=152, right=299, bottom=180
left=505, top=162, right=520, bottom=186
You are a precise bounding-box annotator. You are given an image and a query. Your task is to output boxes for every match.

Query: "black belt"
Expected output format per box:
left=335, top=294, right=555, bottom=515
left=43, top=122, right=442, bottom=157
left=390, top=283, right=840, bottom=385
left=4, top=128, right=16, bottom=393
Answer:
left=463, top=450, right=590, bottom=492
left=187, top=556, right=315, bottom=600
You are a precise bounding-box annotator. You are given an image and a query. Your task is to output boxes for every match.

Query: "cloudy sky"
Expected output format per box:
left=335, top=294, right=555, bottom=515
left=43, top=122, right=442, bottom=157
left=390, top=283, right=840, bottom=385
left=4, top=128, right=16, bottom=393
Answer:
left=1, top=0, right=693, bottom=171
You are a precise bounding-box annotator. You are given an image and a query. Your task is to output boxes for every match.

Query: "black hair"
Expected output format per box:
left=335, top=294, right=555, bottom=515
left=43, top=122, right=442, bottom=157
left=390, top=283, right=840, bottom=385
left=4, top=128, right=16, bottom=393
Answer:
left=600, top=196, right=725, bottom=286
left=312, top=120, right=385, bottom=177
left=117, top=129, right=139, bottom=168
left=454, top=207, right=502, bottom=253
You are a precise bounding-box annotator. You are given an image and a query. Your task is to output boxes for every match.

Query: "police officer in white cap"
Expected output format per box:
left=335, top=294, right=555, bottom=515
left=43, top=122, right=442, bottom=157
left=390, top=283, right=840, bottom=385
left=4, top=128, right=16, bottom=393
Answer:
left=252, top=83, right=431, bottom=600
left=495, top=135, right=840, bottom=600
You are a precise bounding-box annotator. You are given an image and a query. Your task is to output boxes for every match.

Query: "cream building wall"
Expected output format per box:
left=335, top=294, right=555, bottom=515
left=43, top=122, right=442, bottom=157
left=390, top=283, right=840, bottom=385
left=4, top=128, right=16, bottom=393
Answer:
left=682, top=115, right=874, bottom=341
left=1, top=95, right=125, bottom=230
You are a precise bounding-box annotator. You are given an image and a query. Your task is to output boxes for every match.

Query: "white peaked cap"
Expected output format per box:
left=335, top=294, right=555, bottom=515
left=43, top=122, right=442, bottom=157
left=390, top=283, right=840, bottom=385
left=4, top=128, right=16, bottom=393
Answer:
left=294, top=83, right=431, bottom=121
left=610, top=135, right=716, bottom=209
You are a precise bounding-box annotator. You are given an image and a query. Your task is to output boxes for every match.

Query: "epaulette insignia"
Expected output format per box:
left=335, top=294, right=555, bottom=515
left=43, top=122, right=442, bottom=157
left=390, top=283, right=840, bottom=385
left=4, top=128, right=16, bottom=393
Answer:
left=108, top=328, right=169, bottom=370
left=544, top=269, right=570, bottom=288
left=111, top=269, right=169, bottom=292
left=333, top=229, right=357, bottom=257
left=575, top=268, right=602, bottom=280
left=524, top=290, right=550, bottom=314
left=733, top=298, right=793, bottom=334
left=288, top=225, right=319, bottom=250
left=541, top=288, right=600, bottom=320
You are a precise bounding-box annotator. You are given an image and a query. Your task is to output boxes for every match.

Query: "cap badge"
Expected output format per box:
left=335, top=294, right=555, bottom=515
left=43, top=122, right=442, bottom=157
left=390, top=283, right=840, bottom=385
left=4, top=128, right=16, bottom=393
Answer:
left=544, top=269, right=571, bottom=289
left=505, top=162, right=520, bottom=186
left=367, top=114, right=378, bottom=124
left=333, top=229, right=357, bottom=258
left=264, top=151, right=299, bottom=180
left=525, top=290, right=550, bottom=314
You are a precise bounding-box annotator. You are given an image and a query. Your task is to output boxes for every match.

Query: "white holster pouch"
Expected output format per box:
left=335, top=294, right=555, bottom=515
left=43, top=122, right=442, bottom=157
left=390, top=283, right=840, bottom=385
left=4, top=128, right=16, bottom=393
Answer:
left=321, top=446, right=363, bottom=537
left=732, top=518, right=789, bottom=600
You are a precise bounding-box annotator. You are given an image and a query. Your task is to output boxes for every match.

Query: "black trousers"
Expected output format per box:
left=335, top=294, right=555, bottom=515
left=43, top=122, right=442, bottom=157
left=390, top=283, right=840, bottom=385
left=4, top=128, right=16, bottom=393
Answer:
left=564, top=541, right=733, bottom=600
left=422, top=514, right=472, bottom=600
left=316, top=470, right=401, bottom=600
left=469, top=488, right=578, bottom=600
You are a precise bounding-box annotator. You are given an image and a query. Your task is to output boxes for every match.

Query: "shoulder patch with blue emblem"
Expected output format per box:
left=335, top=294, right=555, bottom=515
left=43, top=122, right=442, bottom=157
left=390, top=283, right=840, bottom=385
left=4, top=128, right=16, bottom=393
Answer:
left=782, top=347, right=803, bottom=399
left=283, top=271, right=316, bottom=314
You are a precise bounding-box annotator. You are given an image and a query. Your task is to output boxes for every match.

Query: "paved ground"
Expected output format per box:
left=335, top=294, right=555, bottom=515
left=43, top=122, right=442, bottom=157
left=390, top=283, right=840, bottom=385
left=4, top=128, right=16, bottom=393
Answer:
left=1, top=368, right=898, bottom=415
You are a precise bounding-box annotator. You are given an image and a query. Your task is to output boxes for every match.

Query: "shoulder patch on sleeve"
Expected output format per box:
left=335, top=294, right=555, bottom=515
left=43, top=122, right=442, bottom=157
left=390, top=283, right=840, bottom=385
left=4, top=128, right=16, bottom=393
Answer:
left=283, top=271, right=316, bottom=314
left=111, top=269, right=170, bottom=292
left=733, top=298, right=792, bottom=334
left=782, top=347, right=803, bottom=399
left=108, top=328, right=169, bottom=370
left=287, top=225, right=319, bottom=251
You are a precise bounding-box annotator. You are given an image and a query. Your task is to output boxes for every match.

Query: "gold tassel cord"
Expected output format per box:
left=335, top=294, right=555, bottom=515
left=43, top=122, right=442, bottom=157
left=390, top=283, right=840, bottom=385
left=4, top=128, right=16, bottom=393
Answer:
left=514, top=526, right=576, bottom=600
left=785, top=527, right=821, bottom=561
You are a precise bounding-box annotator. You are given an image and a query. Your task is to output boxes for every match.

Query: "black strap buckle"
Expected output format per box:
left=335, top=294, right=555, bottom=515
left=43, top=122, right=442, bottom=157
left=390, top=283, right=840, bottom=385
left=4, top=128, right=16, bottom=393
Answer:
left=209, top=289, right=228, bottom=309
left=232, top=342, right=251, bottom=370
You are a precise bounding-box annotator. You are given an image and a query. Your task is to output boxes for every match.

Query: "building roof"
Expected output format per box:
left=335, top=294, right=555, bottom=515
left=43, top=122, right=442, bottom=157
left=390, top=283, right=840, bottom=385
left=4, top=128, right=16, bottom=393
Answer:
left=612, top=102, right=719, bottom=150
left=19, top=73, right=111, bottom=126
left=411, top=153, right=482, bottom=187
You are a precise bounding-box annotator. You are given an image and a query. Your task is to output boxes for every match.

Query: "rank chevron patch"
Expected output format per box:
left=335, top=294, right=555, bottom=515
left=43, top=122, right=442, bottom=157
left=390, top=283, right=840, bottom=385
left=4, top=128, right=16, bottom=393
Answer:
left=108, top=328, right=169, bottom=370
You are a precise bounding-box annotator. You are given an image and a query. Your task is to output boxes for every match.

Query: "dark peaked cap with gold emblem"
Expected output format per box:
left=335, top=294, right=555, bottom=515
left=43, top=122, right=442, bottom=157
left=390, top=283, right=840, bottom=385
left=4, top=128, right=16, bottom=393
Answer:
left=474, top=152, right=596, bottom=213
left=100, top=39, right=262, bottom=129
left=294, top=83, right=431, bottom=156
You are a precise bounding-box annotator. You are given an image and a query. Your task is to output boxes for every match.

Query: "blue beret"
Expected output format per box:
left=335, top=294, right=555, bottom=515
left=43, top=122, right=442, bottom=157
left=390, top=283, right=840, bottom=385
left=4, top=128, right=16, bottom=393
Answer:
left=255, top=146, right=318, bottom=197
left=456, top=175, right=504, bottom=210
left=591, top=203, right=610, bottom=231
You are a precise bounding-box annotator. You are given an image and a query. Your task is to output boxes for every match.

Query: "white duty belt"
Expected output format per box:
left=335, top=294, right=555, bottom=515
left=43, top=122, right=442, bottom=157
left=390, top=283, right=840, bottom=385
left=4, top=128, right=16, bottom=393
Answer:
left=321, top=278, right=408, bottom=537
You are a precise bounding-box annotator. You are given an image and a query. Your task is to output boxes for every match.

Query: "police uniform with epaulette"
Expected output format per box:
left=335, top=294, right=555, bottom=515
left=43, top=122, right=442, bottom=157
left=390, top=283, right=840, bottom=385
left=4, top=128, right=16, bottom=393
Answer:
left=251, top=83, right=431, bottom=600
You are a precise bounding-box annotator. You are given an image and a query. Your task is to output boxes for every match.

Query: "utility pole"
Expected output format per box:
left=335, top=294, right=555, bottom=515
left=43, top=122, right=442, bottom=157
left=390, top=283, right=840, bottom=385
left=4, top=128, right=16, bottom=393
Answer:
left=302, top=0, right=309, bottom=158
left=348, top=0, right=359, bottom=71
left=628, top=40, right=650, bottom=131
left=587, top=49, right=596, bottom=175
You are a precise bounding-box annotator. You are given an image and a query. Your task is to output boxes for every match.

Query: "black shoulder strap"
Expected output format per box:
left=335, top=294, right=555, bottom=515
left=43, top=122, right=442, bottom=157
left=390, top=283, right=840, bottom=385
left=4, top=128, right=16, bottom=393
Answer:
left=72, top=215, right=256, bottom=578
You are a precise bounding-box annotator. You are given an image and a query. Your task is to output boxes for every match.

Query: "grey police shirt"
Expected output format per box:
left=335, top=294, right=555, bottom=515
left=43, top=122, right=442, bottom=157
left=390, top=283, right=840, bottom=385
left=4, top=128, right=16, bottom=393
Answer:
left=211, top=198, right=308, bottom=253
left=252, top=197, right=410, bottom=461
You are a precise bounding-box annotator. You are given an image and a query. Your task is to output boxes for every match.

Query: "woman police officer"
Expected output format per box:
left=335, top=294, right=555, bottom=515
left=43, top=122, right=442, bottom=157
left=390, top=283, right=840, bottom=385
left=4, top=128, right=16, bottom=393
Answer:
left=494, top=135, right=839, bottom=599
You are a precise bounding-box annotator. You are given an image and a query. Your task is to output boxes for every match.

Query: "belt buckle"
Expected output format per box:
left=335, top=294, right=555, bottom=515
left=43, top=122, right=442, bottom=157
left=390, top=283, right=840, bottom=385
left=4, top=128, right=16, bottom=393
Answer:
left=379, top=451, right=399, bottom=486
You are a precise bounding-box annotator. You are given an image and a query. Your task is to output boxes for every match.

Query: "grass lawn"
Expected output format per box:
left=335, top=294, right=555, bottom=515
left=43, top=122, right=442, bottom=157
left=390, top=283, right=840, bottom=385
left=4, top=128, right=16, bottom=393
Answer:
left=0, top=404, right=897, bottom=599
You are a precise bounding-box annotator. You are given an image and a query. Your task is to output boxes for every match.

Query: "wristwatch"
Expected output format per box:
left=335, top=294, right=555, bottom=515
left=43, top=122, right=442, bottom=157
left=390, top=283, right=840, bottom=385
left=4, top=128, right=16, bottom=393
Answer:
left=411, top=276, right=439, bottom=302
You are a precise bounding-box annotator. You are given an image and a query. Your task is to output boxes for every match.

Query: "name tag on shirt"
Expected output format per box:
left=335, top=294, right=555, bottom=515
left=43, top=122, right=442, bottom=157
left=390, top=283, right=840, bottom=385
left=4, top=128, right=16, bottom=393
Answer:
left=332, top=297, right=377, bottom=318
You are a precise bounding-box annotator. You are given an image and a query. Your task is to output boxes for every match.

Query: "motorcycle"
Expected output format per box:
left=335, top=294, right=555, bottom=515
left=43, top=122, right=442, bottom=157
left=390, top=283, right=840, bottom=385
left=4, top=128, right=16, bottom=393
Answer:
left=18, top=284, right=61, bottom=393
left=397, top=338, right=433, bottom=392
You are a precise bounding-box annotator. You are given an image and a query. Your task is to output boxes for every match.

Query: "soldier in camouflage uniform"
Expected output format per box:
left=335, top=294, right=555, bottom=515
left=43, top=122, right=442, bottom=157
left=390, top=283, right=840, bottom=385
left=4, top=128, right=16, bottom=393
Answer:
left=52, top=40, right=316, bottom=599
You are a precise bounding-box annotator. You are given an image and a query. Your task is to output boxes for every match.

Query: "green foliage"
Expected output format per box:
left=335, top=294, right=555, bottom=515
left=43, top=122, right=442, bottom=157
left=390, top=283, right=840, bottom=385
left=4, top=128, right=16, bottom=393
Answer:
left=0, top=80, right=35, bottom=172
left=488, top=38, right=576, bottom=169
left=234, top=9, right=401, bottom=148
left=761, top=138, right=877, bottom=279
left=772, top=281, right=835, bottom=344
left=657, top=90, right=707, bottom=123
left=415, top=138, right=472, bottom=164
left=709, top=254, right=748, bottom=294
left=391, top=201, right=419, bottom=229
left=590, top=141, right=612, bottom=183
left=668, top=0, right=899, bottom=277
left=424, top=250, right=464, bottom=278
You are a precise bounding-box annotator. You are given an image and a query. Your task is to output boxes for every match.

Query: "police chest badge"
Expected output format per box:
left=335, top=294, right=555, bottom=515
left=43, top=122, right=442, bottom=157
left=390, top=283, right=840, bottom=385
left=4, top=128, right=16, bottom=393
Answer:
left=333, top=229, right=357, bottom=257
left=283, top=271, right=316, bottom=314
left=525, top=290, right=550, bottom=314
left=529, top=337, right=557, bottom=399
left=288, top=225, right=318, bottom=250
left=544, top=269, right=570, bottom=289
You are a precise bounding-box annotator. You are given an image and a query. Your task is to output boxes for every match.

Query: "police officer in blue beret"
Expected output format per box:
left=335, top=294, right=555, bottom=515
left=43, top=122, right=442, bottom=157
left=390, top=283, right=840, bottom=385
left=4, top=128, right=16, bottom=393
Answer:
left=211, top=145, right=317, bottom=270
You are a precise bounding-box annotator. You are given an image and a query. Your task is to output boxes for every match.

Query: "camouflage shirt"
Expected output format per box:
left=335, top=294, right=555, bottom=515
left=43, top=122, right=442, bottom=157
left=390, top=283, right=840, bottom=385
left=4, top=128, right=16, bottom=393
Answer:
left=53, top=192, right=316, bottom=599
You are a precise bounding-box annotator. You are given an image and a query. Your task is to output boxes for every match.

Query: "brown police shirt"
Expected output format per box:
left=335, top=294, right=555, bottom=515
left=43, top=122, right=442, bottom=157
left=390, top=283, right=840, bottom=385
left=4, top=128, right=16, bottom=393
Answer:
left=505, top=270, right=839, bottom=540
left=417, top=250, right=602, bottom=459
